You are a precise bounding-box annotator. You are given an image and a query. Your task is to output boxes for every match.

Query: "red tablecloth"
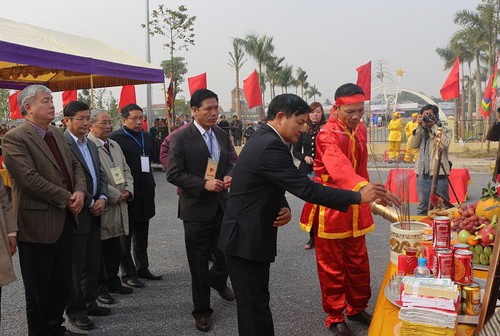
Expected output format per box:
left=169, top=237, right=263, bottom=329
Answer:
left=385, top=168, right=470, bottom=204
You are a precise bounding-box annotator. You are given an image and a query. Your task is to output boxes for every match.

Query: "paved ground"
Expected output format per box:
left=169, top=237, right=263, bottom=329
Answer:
left=0, top=167, right=493, bottom=336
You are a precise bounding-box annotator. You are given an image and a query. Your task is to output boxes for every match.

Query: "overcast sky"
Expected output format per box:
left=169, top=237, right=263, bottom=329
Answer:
left=3, top=0, right=478, bottom=110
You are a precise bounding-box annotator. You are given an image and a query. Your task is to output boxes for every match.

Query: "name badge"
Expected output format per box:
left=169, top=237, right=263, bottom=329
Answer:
left=141, top=155, right=150, bottom=173
left=204, top=159, right=218, bottom=180
left=110, top=166, right=125, bottom=184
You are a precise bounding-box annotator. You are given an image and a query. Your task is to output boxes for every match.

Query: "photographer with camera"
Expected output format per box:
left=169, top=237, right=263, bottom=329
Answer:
left=410, top=104, right=452, bottom=215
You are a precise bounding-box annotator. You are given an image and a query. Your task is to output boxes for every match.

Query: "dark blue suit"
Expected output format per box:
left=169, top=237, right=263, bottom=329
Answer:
left=64, top=131, right=107, bottom=319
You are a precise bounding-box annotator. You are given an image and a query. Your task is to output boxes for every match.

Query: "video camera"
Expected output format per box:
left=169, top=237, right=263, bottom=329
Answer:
left=422, top=115, right=435, bottom=123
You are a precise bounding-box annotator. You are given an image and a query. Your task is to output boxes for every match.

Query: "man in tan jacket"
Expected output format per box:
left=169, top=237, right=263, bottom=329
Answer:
left=410, top=104, right=452, bottom=215
left=88, top=109, right=135, bottom=303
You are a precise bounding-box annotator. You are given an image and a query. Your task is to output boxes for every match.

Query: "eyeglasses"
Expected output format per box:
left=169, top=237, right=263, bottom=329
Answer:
left=70, top=116, right=91, bottom=122
left=95, top=120, right=112, bottom=126
left=127, top=116, right=144, bottom=122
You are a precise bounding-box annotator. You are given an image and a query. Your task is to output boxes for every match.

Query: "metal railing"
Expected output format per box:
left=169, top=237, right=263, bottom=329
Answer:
left=363, top=118, right=490, bottom=143
left=454, top=118, right=489, bottom=142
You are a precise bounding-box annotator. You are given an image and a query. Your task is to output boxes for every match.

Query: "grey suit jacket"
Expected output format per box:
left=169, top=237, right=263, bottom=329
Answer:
left=64, top=130, right=107, bottom=235
left=2, top=122, right=86, bottom=243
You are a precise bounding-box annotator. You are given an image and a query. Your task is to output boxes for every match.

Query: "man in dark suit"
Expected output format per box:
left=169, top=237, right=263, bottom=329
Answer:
left=63, top=101, right=110, bottom=330
left=218, top=94, right=397, bottom=336
left=2, top=85, right=86, bottom=336
left=110, top=104, right=161, bottom=288
left=166, top=89, right=235, bottom=332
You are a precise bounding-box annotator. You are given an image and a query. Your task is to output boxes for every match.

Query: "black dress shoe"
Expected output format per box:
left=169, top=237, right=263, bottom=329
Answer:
left=69, top=316, right=95, bottom=330
left=88, top=306, right=111, bottom=316
left=97, top=293, right=116, bottom=305
left=108, top=284, right=133, bottom=294
left=347, top=310, right=372, bottom=326
left=123, top=278, right=145, bottom=288
left=137, top=268, right=163, bottom=280
left=195, top=317, right=211, bottom=332
left=329, top=322, right=352, bottom=336
left=216, top=285, right=235, bottom=301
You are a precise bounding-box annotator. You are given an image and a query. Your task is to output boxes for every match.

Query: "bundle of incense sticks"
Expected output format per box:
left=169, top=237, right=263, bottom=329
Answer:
left=395, top=169, right=412, bottom=230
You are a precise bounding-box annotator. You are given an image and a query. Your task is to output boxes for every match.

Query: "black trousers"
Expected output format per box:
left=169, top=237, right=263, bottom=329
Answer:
left=19, top=215, right=74, bottom=336
left=99, top=236, right=122, bottom=292
left=183, top=209, right=228, bottom=318
left=66, top=218, right=101, bottom=319
left=226, top=255, right=274, bottom=336
left=120, top=220, right=150, bottom=280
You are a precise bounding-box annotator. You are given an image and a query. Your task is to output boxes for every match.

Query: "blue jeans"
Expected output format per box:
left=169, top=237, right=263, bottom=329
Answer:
left=417, top=175, right=449, bottom=215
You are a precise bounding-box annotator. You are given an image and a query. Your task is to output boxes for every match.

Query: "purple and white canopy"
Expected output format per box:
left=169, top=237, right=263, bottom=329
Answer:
left=0, top=17, right=165, bottom=91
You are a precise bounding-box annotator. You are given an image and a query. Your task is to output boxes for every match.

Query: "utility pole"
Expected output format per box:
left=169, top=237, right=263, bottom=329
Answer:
left=145, top=0, right=153, bottom=130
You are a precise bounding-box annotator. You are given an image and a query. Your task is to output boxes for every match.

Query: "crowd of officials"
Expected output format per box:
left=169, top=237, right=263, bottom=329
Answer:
left=0, top=83, right=395, bottom=336
left=1, top=84, right=499, bottom=336
left=0, top=84, right=163, bottom=336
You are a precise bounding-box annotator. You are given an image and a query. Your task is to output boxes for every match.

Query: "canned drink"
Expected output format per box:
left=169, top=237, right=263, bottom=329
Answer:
left=453, top=250, right=474, bottom=285
left=455, top=283, right=463, bottom=314
left=452, top=243, right=470, bottom=252
left=433, top=216, right=451, bottom=249
left=462, top=282, right=481, bottom=316
left=434, top=248, right=453, bottom=278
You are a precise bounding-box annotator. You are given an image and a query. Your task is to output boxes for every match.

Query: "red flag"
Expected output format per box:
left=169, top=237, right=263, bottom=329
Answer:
left=62, top=90, right=77, bottom=108
left=243, top=70, right=263, bottom=109
left=188, top=73, right=207, bottom=96
left=356, top=61, right=371, bottom=100
left=119, top=85, right=136, bottom=111
left=9, top=91, right=22, bottom=119
left=440, top=56, right=460, bottom=100
left=166, top=77, right=174, bottom=119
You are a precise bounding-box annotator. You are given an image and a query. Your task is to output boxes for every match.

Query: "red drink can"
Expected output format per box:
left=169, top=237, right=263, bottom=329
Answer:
left=453, top=249, right=474, bottom=285
left=452, top=243, right=470, bottom=252
left=434, top=248, right=453, bottom=279
left=433, top=216, right=451, bottom=249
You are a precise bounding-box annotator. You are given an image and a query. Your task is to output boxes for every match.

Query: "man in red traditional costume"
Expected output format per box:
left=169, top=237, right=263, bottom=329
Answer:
left=300, top=83, right=390, bottom=336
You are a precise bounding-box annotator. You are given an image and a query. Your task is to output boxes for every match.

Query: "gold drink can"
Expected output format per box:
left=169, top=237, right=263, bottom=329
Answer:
left=455, top=283, right=463, bottom=314
left=462, top=282, right=481, bottom=316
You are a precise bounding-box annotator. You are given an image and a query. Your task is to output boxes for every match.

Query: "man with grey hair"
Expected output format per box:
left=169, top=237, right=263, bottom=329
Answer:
left=88, top=109, right=135, bottom=303
left=2, top=84, right=86, bottom=336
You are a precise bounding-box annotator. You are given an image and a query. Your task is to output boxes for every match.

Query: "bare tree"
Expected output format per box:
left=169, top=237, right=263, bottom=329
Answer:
left=144, top=4, right=196, bottom=121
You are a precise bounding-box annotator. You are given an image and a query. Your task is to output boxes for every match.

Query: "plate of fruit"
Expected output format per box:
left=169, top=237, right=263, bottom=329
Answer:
left=450, top=184, right=499, bottom=270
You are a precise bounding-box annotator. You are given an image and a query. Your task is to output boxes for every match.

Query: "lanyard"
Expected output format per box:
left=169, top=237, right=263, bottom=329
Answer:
left=102, top=141, right=115, bottom=165
left=122, top=127, right=145, bottom=155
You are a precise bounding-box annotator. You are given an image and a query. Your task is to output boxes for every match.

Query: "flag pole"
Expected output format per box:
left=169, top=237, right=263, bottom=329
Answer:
left=162, top=81, right=171, bottom=131
left=90, top=74, right=94, bottom=109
